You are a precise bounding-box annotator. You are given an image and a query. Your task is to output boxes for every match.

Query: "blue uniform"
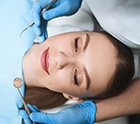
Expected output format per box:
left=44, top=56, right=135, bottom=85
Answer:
left=0, top=0, right=35, bottom=123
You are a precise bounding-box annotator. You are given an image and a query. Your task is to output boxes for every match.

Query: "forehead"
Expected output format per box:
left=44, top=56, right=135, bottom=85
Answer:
left=47, top=31, right=83, bottom=41
left=85, top=32, right=117, bottom=96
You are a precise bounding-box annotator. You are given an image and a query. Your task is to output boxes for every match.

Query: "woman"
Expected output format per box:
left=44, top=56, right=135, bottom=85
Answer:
left=21, top=31, right=134, bottom=124
left=21, top=30, right=134, bottom=124
left=24, top=0, right=140, bottom=124
left=24, top=31, right=134, bottom=106
left=0, top=0, right=135, bottom=124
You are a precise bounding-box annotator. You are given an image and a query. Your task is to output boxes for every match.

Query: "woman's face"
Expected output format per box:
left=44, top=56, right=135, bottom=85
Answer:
left=23, top=31, right=117, bottom=100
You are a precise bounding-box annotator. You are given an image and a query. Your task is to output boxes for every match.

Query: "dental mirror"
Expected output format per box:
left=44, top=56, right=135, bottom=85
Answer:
left=13, top=78, right=31, bottom=116
left=13, top=78, right=35, bottom=124
left=14, top=77, right=22, bottom=88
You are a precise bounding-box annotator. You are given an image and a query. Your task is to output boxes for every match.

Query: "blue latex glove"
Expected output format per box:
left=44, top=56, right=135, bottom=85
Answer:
left=19, top=104, right=40, bottom=124
left=20, top=101, right=96, bottom=124
left=30, top=0, right=83, bottom=42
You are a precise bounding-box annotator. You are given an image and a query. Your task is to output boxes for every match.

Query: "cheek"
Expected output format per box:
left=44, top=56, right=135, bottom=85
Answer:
left=45, top=70, right=71, bottom=92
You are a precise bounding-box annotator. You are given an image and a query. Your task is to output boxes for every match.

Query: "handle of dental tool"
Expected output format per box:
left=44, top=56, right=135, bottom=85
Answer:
left=20, top=0, right=56, bottom=37
left=30, top=0, right=83, bottom=42
left=19, top=104, right=39, bottom=124
left=18, top=88, right=31, bottom=115
left=18, top=89, right=35, bottom=124
left=30, top=0, right=57, bottom=26
left=31, top=0, right=57, bottom=26
left=40, top=0, right=57, bottom=15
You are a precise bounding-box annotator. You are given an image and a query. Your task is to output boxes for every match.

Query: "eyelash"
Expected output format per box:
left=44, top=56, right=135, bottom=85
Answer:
left=73, top=69, right=79, bottom=86
left=73, top=38, right=79, bottom=53
left=72, top=38, right=80, bottom=86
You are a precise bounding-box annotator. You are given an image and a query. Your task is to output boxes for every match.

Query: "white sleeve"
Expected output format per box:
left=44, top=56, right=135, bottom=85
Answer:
left=85, top=0, right=140, bottom=48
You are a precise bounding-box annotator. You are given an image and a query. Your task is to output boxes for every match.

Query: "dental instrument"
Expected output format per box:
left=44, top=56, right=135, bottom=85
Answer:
left=20, top=0, right=57, bottom=37
left=13, top=78, right=35, bottom=124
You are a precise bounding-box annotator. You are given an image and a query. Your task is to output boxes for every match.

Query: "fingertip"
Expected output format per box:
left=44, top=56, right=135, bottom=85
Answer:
left=38, top=32, right=48, bottom=43
left=30, top=112, right=49, bottom=123
left=42, top=12, right=50, bottom=20
left=24, top=119, right=32, bottom=124
left=27, top=104, right=33, bottom=110
left=30, top=112, right=33, bottom=118
left=38, top=36, right=45, bottom=43
left=27, top=103, right=31, bottom=107
left=42, top=8, right=61, bottom=21
left=19, top=109, right=29, bottom=118
left=30, top=112, right=36, bottom=120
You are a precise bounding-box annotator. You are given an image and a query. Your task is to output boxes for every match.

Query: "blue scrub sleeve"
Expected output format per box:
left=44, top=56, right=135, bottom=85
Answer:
left=0, top=0, right=35, bottom=123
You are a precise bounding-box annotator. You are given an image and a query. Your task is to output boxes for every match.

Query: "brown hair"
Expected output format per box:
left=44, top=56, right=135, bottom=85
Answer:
left=92, top=32, right=135, bottom=99
left=24, top=31, right=135, bottom=109
left=24, top=87, right=67, bottom=110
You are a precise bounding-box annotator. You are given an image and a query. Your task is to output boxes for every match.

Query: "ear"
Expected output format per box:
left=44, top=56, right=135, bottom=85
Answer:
left=63, top=93, right=83, bottom=102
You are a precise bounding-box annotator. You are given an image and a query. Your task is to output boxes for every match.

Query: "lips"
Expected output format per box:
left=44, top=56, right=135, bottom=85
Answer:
left=41, top=48, right=50, bottom=74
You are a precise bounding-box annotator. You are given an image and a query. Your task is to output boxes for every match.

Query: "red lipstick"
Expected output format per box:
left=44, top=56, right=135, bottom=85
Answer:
left=41, top=48, right=50, bottom=74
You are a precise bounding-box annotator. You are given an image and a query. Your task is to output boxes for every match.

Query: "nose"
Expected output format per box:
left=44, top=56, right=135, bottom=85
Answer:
left=55, top=51, right=74, bottom=69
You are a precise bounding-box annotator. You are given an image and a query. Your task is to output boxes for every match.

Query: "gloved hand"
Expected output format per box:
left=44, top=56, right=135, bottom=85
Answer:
left=30, top=0, right=83, bottom=42
left=29, top=101, right=96, bottom=124
left=19, top=104, right=40, bottom=124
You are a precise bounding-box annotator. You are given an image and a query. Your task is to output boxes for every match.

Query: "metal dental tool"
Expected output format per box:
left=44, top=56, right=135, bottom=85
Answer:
left=13, top=77, right=35, bottom=124
left=20, top=0, right=57, bottom=37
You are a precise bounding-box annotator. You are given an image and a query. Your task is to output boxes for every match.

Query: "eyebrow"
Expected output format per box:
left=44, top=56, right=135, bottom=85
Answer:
left=83, top=66, right=91, bottom=90
left=82, top=33, right=90, bottom=90
left=83, top=33, right=90, bottom=52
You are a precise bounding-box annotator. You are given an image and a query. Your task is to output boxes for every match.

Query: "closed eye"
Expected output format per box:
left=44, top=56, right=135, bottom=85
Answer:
left=74, top=38, right=79, bottom=53
left=73, top=69, right=79, bottom=86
